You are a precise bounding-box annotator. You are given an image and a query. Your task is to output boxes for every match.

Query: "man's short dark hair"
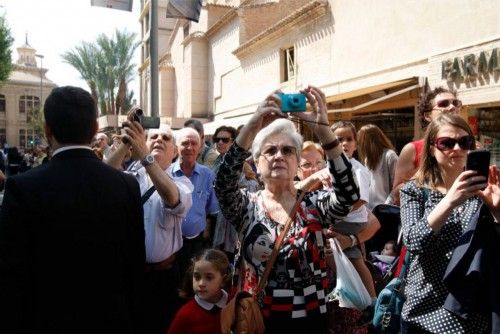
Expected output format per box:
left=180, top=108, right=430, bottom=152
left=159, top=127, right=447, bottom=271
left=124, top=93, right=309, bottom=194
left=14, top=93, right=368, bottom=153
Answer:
left=417, top=87, right=457, bottom=128
left=44, top=86, right=97, bottom=145
left=184, top=119, right=204, bottom=136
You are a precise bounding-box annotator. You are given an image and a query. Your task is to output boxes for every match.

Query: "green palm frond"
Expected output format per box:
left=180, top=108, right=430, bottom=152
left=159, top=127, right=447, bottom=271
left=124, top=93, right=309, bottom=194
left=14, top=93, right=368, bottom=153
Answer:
left=61, top=29, right=139, bottom=116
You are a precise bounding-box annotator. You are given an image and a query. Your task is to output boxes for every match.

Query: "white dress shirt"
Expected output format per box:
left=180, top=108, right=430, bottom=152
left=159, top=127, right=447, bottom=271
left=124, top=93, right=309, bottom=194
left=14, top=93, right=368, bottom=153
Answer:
left=127, top=161, right=193, bottom=263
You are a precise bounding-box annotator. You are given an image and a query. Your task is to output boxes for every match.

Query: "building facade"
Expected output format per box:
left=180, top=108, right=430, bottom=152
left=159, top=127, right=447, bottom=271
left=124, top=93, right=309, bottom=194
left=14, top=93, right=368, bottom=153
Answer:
left=0, top=42, right=56, bottom=148
left=139, top=0, right=499, bottom=162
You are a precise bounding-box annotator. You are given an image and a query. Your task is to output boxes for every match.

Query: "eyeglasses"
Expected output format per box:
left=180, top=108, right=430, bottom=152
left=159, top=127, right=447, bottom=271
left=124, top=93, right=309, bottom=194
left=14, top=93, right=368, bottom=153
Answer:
left=261, top=145, right=297, bottom=158
left=433, top=135, right=475, bottom=151
left=433, top=99, right=462, bottom=110
left=148, top=133, right=172, bottom=141
left=300, top=161, right=326, bottom=169
left=213, top=137, right=232, bottom=143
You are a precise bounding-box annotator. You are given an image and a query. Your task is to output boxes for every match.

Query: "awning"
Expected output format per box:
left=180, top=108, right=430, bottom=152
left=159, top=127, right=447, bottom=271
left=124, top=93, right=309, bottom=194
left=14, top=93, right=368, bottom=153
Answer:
left=203, top=113, right=253, bottom=135
left=326, top=77, right=424, bottom=113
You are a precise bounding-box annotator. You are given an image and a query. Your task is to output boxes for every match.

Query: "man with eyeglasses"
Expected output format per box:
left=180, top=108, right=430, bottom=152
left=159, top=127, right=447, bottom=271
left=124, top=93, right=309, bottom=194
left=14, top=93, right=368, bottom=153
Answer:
left=392, top=87, right=462, bottom=206
left=106, top=118, right=193, bottom=334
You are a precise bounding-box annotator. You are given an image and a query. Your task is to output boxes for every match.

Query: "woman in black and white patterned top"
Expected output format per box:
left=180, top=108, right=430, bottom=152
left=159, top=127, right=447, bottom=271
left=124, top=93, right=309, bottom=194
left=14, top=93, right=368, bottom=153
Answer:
left=400, top=114, right=500, bottom=333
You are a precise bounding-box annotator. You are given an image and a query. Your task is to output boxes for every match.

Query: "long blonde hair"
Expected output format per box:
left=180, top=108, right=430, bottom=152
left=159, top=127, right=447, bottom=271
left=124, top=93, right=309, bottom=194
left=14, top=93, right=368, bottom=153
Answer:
left=414, top=114, right=474, bottom=189
left=357, top=124, right=395, bottom=170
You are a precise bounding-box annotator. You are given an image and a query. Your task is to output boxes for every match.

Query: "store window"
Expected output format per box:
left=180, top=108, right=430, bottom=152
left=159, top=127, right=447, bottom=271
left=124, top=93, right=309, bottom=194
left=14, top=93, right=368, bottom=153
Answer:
left=469, top=107, right=500, bottom=165
left=351, top=107, right=415, bottom=153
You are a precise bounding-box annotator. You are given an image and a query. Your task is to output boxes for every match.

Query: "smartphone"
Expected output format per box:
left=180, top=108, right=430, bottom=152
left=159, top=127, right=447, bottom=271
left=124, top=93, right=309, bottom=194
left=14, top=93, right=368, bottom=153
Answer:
left=465, top=150, right=490, bottom=188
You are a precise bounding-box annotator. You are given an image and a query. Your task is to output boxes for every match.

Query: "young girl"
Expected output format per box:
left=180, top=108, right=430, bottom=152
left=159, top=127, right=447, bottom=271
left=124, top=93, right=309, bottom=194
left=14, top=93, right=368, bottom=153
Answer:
left=329, top=121, right=377, bottom=299
left=168, top=249, right=231, bottom=334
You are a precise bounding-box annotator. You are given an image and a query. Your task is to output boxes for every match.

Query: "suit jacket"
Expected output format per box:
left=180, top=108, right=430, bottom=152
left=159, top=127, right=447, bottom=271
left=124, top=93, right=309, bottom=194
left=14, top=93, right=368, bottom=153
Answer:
left=443, top=205, right=500, bottom=333
left=0, top=148, right=145, bottom=334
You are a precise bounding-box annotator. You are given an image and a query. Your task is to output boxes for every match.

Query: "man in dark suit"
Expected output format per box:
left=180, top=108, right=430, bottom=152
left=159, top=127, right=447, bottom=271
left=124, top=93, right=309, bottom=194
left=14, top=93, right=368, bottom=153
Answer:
left=0, top=86, right=145, bottom=333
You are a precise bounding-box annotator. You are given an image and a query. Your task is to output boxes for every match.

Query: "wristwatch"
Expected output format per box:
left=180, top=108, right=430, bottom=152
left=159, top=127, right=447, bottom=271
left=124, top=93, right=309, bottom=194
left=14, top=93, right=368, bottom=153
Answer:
left=140, top=154, right=155, bottom=167
left=349, top=234, right=357, bottom=248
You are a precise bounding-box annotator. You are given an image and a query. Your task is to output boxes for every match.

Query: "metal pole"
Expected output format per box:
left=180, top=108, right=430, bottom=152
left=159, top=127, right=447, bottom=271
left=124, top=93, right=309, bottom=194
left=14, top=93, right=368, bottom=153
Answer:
left=35, top=54, right=44, bottom=108
left=150, top=0, right=158, bottom=117
left=35, top=54, right=44, bottom=146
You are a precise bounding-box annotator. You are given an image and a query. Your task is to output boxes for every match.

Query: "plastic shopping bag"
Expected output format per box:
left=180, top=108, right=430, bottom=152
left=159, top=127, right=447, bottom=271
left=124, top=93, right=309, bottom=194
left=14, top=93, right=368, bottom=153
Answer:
left=327, top=238, right=372, bottom=311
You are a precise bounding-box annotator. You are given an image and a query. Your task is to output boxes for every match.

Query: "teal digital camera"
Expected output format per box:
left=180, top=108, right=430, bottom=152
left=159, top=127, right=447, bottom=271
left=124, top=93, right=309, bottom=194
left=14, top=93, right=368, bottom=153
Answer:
left=279, top=93, right=306, bottom=112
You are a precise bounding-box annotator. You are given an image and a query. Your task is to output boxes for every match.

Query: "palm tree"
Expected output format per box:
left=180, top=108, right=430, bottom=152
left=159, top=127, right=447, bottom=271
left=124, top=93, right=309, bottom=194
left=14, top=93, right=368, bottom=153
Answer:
left=61, top=42, right=99, bottom=109
left=61, top=29, right=139, bottom=116
left=112, top=30, right=138, bottom=115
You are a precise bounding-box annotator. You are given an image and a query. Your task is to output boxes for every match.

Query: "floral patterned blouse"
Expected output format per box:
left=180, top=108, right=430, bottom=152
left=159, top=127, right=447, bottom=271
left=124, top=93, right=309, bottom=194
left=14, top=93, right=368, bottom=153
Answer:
left=401, top=181, right=488, bottom=333
left=215, top=143, right=360, bottom=319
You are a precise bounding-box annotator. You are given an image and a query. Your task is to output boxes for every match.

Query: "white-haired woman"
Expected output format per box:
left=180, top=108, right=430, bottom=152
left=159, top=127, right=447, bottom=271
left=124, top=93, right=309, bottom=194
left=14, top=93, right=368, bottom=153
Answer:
left=214, top=86, right=360, bottom=333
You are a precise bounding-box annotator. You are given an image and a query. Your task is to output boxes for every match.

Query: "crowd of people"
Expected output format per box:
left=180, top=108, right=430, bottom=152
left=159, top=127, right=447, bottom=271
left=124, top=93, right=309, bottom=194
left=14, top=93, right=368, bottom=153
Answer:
left=0, top=84, right=498, bottom=334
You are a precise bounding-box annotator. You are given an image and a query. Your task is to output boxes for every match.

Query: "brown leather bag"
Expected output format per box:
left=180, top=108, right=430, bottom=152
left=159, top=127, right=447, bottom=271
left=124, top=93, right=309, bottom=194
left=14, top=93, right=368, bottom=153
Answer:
left=220, top=291, right=265, bottom=334
left=220, top=192, right=305, bottom=334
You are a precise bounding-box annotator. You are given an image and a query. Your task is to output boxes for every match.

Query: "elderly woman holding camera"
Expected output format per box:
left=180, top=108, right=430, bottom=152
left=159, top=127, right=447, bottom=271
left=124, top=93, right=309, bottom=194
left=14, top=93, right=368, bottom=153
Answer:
left=214, top=86, right=360, bottom=333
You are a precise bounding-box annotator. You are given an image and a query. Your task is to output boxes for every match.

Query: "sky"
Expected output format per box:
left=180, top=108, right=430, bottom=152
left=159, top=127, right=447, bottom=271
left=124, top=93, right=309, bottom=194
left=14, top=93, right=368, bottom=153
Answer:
left=1, top=0, right=141, bottom=97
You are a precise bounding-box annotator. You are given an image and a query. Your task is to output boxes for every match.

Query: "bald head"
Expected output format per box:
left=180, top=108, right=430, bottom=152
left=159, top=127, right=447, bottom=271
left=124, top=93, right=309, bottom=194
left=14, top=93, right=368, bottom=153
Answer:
left=96, top=133, right=109, bottom=148
left=175, top=127, right=200, bottom=146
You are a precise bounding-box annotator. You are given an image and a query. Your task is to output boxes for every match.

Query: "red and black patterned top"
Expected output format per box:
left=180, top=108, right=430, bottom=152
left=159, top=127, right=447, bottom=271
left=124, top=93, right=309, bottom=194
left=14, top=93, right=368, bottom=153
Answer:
left=214, top=142, right=359, bottom=320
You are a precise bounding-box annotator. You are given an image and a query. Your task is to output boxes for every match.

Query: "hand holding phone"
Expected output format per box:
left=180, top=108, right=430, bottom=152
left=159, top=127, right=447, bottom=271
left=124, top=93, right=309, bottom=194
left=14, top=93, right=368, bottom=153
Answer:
left=465, top=150, right=490, bottom=189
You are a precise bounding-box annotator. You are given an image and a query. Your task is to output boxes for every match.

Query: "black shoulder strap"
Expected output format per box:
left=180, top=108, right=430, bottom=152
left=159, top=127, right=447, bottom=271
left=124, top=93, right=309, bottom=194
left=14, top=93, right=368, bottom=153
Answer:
left=141, top=185, right=156, bottom=205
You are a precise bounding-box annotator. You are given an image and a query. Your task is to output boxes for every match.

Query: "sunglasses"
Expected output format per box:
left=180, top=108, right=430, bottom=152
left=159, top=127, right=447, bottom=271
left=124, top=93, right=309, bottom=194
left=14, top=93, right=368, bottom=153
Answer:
left=261, top=145, right=297, bottom=158
left=433, top=135, right=475, bottom=151
left=433, top=99, right=462, bottom=109
left=214, top=137, right=232, bottom=143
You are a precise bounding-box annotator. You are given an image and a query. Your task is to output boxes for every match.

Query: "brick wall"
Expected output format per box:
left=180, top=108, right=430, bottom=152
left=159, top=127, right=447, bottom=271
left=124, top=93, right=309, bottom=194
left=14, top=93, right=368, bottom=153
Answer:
left=239, top=0, right=310, bottom=44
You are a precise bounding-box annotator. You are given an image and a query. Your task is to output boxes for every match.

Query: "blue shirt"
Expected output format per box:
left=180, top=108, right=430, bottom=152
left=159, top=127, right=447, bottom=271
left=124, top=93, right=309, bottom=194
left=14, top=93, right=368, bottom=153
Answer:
left=169, top=161, right=220, bottom=238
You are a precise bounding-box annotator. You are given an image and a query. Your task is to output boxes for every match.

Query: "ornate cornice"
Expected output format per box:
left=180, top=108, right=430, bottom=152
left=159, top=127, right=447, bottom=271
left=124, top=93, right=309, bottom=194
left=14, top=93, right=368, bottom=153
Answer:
left=205, top=10, right=238, bottom=38
left=181, top=31, right=207, bottom=46
left=159, top=52, right=174, bottom=70
left=138, top=58, right=150, bottom=73
left=233, top=0, right=328, bottom=59
left=206, top=0, right=238, bottom=8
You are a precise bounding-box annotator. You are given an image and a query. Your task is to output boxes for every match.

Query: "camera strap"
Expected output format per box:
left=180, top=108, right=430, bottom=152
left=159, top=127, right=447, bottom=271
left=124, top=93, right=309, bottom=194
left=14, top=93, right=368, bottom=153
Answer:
left=141, top=185, right=156, bottom=205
